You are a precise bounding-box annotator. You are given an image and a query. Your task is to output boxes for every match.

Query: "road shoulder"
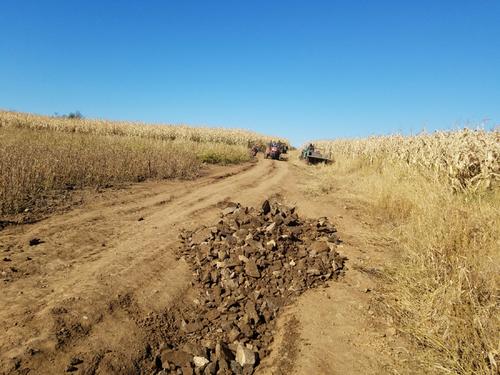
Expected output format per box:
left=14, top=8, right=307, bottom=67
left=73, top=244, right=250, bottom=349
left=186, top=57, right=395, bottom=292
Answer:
left=261, top=159, right=418, bottom=375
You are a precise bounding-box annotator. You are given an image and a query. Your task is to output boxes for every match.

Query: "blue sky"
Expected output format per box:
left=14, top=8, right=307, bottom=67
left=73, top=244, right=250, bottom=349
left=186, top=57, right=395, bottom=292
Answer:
left=1, top=1, right=499, bottom=145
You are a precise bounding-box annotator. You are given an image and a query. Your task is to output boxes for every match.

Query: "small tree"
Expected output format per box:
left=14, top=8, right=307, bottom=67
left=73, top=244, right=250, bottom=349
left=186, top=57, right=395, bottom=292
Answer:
left=67, top=111, right=83, bottom=119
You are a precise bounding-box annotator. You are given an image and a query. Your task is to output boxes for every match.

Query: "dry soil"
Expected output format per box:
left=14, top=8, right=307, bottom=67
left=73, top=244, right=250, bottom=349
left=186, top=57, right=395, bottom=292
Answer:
left=0, top=156, right=414, bottom=374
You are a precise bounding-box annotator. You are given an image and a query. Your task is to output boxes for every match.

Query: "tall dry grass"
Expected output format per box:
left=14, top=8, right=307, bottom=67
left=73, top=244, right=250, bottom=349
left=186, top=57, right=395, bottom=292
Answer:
left=0, top=110, right=278, bottom=217
left=0, top=110, right=283, bottom=147
left=315, top=129, right=499, bottom=192
left=306, top=130, right=499, bottom=374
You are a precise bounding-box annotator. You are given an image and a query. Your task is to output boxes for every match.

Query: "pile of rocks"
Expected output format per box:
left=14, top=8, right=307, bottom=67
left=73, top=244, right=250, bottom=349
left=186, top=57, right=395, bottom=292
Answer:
left=153, top=199, right=345, bottom=375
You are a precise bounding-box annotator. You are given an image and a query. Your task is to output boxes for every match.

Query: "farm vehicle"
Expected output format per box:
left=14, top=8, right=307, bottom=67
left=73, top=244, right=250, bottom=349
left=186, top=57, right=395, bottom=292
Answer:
left=249, top=140, right=289, bottom=160
left=265, top=141, right=288, bottom=160
left=300, top=143, right=332, bottom=164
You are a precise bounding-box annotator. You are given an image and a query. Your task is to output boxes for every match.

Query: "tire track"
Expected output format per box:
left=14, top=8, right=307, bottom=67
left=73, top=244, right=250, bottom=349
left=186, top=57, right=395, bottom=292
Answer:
left=0, top=158, right=289, bottom=374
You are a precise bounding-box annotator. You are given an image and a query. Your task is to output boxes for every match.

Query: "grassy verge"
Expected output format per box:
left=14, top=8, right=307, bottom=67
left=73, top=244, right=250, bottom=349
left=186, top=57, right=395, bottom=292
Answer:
left=303, top=155, right=499, bottom=374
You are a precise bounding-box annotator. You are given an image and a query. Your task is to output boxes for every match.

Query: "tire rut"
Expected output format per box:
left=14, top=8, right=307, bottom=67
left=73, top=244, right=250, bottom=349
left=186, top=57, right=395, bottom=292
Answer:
left=0, top=158, right=288, bottom=374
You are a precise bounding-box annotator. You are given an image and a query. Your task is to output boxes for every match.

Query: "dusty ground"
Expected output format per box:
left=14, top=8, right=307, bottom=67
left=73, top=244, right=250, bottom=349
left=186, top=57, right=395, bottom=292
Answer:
left=0, top=155, right=415, bottom=374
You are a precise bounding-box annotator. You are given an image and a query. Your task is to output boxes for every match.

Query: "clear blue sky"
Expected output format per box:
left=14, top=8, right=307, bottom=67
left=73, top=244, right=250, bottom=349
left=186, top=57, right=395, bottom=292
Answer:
left=1, top=1, right=499, bottom=145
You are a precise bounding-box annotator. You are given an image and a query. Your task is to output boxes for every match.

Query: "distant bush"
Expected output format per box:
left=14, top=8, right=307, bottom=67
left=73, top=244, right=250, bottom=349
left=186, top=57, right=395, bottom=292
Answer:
left=52, top=111, right=84, bottom=119
left=66, top=111, right=83, bottom=119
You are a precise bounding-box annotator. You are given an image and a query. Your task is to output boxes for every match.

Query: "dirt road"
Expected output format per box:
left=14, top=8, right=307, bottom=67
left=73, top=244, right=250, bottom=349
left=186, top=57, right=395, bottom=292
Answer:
left=0, top=157, right=410, bottom=374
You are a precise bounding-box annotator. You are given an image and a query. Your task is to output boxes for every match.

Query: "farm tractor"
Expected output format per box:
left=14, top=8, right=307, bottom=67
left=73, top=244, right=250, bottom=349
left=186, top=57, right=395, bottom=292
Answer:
left=265, top=141, right=288, bottom=160
left=300, top=143, right=332, bottom=164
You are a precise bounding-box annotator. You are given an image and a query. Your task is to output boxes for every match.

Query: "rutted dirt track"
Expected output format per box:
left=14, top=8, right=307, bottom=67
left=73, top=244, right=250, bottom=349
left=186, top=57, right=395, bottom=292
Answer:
left=0, top=157, right=410, bottom=374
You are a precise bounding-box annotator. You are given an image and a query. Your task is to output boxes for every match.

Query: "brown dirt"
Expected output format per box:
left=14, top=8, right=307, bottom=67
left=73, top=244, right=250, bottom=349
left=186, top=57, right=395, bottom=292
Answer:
left=152, top=199, right=346, bottom=374
left=0, top=156, right=415, bottom=374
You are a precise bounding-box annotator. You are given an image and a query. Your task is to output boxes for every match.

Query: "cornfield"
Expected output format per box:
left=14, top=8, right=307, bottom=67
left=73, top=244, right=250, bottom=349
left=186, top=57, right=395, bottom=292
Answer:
left=314, top=129, right=500, bottom=191
left=0, top=110, right=285, bottom=217
left=307, top=129, right=499, bottom=374
left=0, top=110, right=283, bottom=147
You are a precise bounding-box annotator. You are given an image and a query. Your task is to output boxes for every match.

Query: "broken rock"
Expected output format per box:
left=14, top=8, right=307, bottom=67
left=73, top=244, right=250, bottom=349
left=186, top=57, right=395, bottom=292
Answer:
left=310, top=241, right=330, bottom=254
left=29, top=238, right=43, bottom=246
left=244, top=260, right=260, bottom=278
left=261, top=200, right=271, bottom=215
left=169, top=198, right=345, bottom=375
left=193, top=356, right=210, bottom=368
left=160, top=349, right=192, bottom=368
left=235, top=343, right=256, bottom=367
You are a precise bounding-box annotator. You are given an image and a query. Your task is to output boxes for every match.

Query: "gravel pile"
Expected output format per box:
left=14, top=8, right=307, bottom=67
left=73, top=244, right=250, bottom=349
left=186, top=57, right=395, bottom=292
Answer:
left=152, top=199, right=345, bottom=375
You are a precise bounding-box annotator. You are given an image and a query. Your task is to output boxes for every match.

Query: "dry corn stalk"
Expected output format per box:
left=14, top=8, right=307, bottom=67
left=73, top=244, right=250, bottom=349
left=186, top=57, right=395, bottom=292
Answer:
left=314, top=129, right=500, bottom=191
left=0, top=110, right=287, bottom=148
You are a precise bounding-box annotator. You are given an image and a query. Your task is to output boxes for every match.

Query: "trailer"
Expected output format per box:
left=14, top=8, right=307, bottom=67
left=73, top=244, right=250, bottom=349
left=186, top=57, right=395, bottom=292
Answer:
left=300, top=144, right=332, bottom=164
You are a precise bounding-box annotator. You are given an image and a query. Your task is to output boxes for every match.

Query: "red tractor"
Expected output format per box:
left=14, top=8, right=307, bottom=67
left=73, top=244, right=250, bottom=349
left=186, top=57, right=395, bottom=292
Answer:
left=265, top=142, right=281, bottom=160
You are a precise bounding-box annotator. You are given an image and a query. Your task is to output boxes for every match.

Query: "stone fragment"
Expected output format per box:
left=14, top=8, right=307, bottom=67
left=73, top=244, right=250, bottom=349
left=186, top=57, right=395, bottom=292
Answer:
left=332, top=260, right=341, bottom=271
left=69, top=357, right=83, bottom=366
left=215, top=261, right=226, bottom=269
left=218, top=358, right=230, bottom=373
left=191, top=228, right=212, bottom=244
left=245, top=300, right=259, bottom=322
left=201, top=339, right=215, bottom=350
left=261, top=200, right=271, bottom=215
left=227, top=327, right=240, bottom=342
left=310, top=241, right=330, bottom=254
left=297, top=246, right=307, bottom=258
left=238, top=321, right=254, bottom=337
left=265, top=222, right=276, bottom=232
left=182, top=342, right=206, bottom=357
left=215, top=342, right=233, bottom=362
left=296, top=258, right=306, bottom=270
left=266, top=240, right=276, bottom=249
left=222, top=277, right=238, bottom=290
left=184, top=321, right=203, bottom=334
left=244, top=260, right=260, bottom=278
left=230, top=360, right=243, bottom=374
left=274, top=215, right=284, bottom=226
left=205, top=309, right=221, bottom=321
left=160, top=349, right=192, bottom=367
left=29, top=238, right=43, bottom=246
left=235, top=343, right=256, bottom=367
left=193, top=356, right=210, bottom=368
left=284, top=216, right=298, bottom=226
left=238, top=255, right=249, bottom=263
left=222, top=206, right=237, bottom=216
left=306, top=268, right=321, bottom=276
left=234, top=228, right=249, bottom=239
left=218, top=250, right=228, bottom=260
left=203, top=362, right=217, bottom=375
